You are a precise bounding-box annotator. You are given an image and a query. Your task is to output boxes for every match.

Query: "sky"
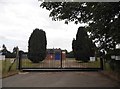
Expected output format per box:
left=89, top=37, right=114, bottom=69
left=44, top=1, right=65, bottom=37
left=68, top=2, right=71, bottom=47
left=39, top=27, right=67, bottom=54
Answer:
left=0, top=0, right=88, bottom=52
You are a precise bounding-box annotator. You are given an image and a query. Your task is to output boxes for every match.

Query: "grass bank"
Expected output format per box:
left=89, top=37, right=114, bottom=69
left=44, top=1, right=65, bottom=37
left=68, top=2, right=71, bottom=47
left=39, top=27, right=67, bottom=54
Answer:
left=1, top=58, right=18, bottom=78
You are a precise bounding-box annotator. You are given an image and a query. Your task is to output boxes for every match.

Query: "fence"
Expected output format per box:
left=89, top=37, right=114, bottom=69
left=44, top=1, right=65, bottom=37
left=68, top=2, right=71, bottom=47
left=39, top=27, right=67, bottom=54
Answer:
left=19, top=52, right=103, bottom=72
left=1, top=49, right=19, bottom=78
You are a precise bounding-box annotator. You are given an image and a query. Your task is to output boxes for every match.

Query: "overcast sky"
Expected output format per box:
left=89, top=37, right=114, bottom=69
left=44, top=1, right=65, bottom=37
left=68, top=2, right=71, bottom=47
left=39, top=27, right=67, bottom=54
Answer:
left=0, top=0, right=88, bottom=52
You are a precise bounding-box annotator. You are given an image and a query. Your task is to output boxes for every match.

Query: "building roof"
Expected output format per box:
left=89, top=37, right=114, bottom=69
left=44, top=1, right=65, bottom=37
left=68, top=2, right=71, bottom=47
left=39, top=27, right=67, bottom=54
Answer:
left=47, top=48, right=61, bottom=54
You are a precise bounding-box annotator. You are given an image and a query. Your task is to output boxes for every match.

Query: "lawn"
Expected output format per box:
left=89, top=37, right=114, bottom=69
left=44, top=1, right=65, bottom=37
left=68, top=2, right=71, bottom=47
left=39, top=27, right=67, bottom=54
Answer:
left=64, top=58, right=101, bottom=68
left=22, top=59, right=61, bottom=68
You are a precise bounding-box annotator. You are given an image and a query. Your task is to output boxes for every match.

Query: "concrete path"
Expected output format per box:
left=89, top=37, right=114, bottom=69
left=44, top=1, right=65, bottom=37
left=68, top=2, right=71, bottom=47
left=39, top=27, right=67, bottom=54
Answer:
left=2, top=72, right=119, bottom=87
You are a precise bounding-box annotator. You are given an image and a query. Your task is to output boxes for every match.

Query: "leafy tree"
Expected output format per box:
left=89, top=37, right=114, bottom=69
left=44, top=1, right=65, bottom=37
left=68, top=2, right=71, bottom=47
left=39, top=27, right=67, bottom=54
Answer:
left=40, top=2, right=120, bottom=55
left=66, top=51, right=74, bottom=58
left=13, top=46, right=18, bottom=55
left=2, top=44, right=8, bottom=55
left=1, top=44, right=16, bottom=58
left=73, top=27, right=95, bottom=62
left=28, top=28, right=47, bottom=63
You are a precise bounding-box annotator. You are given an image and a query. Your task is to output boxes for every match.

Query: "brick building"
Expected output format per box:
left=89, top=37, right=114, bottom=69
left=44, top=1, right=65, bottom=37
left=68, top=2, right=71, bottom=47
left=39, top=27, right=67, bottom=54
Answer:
left=46, top=48, right=66, bottom=60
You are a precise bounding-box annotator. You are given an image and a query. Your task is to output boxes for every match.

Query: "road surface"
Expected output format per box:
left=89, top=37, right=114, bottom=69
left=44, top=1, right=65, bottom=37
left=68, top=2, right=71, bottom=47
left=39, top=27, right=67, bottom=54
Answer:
left=2, top=72, right=120, bottom=87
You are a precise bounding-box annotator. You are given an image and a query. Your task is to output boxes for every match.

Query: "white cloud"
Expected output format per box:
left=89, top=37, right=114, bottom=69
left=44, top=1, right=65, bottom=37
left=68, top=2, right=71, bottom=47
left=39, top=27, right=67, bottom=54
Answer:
left=0, top=0, right=85, bottom=52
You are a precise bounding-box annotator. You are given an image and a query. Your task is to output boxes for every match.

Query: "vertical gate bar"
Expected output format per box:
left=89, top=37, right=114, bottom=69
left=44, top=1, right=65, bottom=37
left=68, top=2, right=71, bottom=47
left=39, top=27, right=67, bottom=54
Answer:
left=78, top=59, right=80, bottom=68
left=61, top=50, right=62, bottom=69
left=52, top=58, right=54, bottom=68
left=26, top=54, right=27, bottom=68
left=42, top=59, right=45, bottom=68
left=67, top=57, right=68, bottom=68
left=27, top=55, right=29, bottom=68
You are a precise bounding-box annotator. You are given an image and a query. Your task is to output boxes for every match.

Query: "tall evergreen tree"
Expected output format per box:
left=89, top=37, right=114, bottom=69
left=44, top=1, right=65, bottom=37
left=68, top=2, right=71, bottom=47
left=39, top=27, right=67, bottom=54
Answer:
left=28, top=28, right=47, bottom=63
left=74, top=27, right=95, bottom=62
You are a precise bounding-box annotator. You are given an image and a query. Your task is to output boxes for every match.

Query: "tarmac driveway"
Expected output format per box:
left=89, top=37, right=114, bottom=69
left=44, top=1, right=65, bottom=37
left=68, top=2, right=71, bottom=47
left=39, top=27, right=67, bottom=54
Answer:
left=2, top=72, right=119, bottom=87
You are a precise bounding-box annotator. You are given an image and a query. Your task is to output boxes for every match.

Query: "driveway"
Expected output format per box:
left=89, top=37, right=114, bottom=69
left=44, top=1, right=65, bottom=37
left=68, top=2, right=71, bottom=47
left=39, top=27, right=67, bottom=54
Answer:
left=2, top=72, right=119, bottom=87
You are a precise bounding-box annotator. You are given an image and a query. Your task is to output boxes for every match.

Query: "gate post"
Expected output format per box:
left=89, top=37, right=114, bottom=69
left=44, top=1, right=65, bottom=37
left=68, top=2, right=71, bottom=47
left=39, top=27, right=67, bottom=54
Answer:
left=100, top=57, right=104, bottom=70
left=18, top=51, right=22, bottom=70
left=16, top=47, right=19, bottom=70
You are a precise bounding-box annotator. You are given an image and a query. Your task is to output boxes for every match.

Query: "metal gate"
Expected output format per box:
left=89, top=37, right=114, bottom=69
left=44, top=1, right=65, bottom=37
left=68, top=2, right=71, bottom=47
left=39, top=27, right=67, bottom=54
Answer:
left=18, top=52, right=103, bottom=72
